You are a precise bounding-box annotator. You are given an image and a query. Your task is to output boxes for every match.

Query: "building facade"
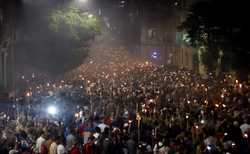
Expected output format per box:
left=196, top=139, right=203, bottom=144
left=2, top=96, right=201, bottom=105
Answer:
left=140, top=0, right=194, bottom=70
left=0, top=0, right=17, bottom=98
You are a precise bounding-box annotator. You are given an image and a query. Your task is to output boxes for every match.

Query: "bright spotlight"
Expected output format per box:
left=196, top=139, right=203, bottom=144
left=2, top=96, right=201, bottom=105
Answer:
left=47, top=106, right=58, bottom=115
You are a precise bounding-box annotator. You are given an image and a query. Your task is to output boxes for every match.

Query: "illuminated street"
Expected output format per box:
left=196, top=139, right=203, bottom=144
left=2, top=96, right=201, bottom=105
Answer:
left=1, top=0, right=250, bottom=154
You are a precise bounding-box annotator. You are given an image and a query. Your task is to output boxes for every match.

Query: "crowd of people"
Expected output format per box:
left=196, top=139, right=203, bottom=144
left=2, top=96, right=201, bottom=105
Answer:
left=1, top=46, right=250, bottom=154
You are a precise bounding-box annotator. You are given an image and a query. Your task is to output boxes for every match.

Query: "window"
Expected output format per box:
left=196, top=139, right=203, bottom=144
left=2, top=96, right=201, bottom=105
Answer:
left=148, top=28, right=157, bottom=39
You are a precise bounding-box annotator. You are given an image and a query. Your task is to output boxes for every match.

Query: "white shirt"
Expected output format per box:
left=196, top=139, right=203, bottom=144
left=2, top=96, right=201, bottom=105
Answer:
left=66, top=134, right=76, bottom=151
left=49, top=142, right=58, bottom=154
left=57, top=144, right=66, bottom=154
left=204, top=136, right=217, bottom=146
left=93, top=132, right=100, bottom=139
left=36, top=136, right=46, bottom=153
left=240, top=123, right=250, bottom=133
left=9, top=150, right=18, bottom=154
left=98, top=123, right=109, bottom=133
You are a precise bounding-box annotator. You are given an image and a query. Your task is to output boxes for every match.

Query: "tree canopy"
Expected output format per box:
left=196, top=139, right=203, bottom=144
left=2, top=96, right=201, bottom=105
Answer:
left=49, top=6, right=100, bottom=41
left=15, top=1, right=100, bottom=75
left=180, top=0, right=250, bottom=75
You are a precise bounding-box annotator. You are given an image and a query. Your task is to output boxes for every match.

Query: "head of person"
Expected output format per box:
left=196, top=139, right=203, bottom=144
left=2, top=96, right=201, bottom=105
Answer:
left=95, top=127, right=101, bottom=134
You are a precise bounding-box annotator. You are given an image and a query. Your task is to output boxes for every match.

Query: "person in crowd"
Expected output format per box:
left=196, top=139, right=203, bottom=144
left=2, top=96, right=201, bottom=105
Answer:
left=126, top=136, right=136, bottom=154
left=35, top=131, right=46, bottom=154
left=1, top=58, right=250, bottom=154
left=66, top=128, right=76, bottom=152
left=49, top=136, right=58, bottom=154
left=57, top=138, right=66, bottom=154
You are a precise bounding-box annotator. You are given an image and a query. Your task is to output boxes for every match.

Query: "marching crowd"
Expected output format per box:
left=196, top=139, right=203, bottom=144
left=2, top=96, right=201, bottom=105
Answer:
left=1, top=47, right=250, bottom=154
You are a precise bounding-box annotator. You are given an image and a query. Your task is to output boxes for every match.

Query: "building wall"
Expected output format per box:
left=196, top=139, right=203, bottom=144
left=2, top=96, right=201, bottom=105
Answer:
left=140, top=0, right=194, bottom=70
left=0, top=0, right=16, bottom=96
left=175, top=46, right=193, bottom=69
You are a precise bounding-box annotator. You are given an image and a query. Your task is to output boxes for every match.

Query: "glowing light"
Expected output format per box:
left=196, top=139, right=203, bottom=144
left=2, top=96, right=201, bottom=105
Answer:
left=26, top=92, right=32, bottom=97
left=195, top=125, right=199, bottom=129
left=215, top=104, right=219, bottom=108
left=47, top=106, right=58, bottom=115
left=244, top=133, right=248, bottom=138
left=151, top=49, right=160, bottom=59
left=32, top=73, right=35, bottom=78
left=128, top=120, right=132, bottom=123
left=149, top=99, right=154, bottom=103
left=79, top=111, right=83, bottom=116
left=236, top=80, right=239, bottom=84
left=201, top=119, right=205, bottom=124
left=222, top=104, right=226, bottom=108
left=201, top=110, right=204, bottom=114
left=187, top=100, right=190, bottom=104
left=75, top=113, right=79, bottom=118
left=152, top=53, right=158, bottom=59
left=136, top=113, right=141, bottom=121
left=78, top=0, right=88, bottom=3
left=171, top=117, right=174, bottom=121
left=124, top=123, right=129, bottom=127
left=239, top=84, right=242, bottom=88
left=88, top=14, right=93, bottom=19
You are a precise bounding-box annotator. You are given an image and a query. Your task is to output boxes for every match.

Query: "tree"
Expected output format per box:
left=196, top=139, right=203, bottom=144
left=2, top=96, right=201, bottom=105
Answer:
left=49, top=6, right=100, bottom=41
left=47, top=5, right=101, bottom=73
left=15, top=1, right=100, bottom=75
left=179, top=0, right=250, bottom=77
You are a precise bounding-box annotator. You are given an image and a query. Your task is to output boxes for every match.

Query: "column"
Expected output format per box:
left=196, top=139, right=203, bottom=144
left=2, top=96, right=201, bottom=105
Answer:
left=0, top=52, right=3, bottom=85
left=3, top=51, right=7, bottom=88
